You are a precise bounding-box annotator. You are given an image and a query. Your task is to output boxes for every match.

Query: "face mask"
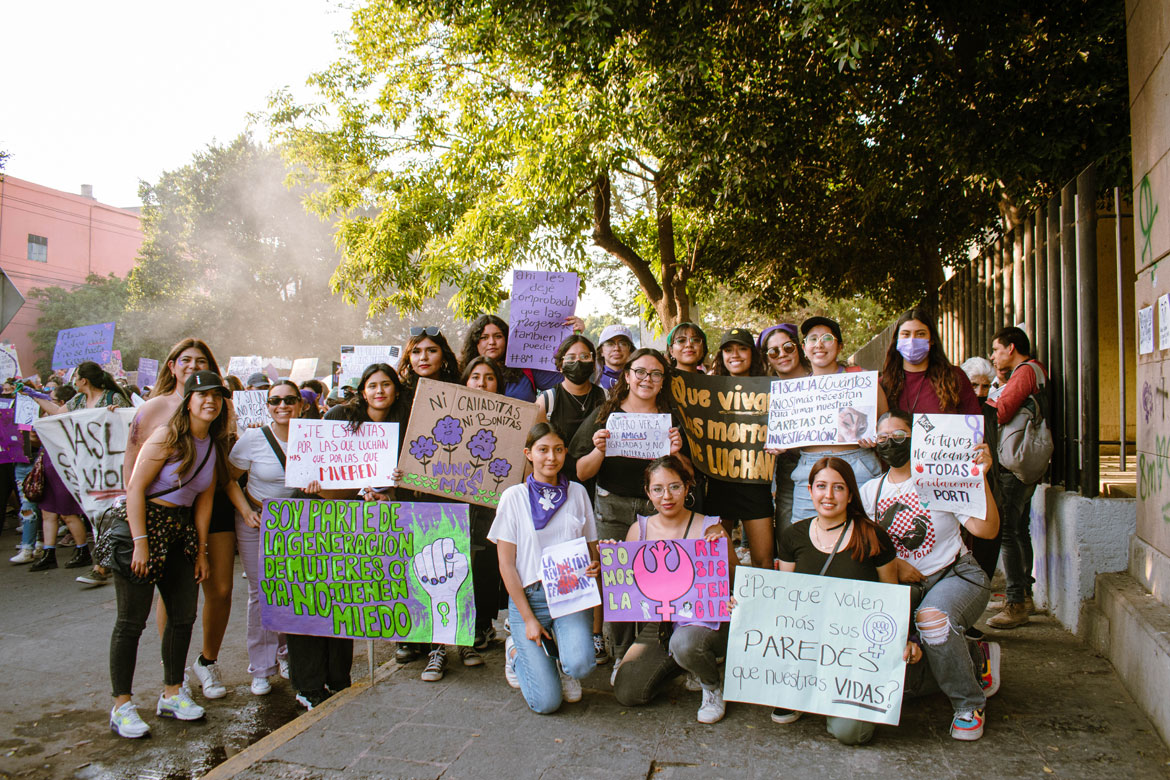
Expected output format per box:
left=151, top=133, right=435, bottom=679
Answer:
left=561, top=360, right=593, bottom=384
left=875, top=438, right=912, bottom=468
left=897, top=337, right=930, bottom=364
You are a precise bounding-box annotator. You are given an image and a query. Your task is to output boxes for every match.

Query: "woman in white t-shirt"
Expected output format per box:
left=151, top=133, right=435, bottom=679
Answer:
left=488, top=422, right=600, bottom=714
left=858, top=410, right=1000, bottom=742
left=226, top=379, right=303, bottom=697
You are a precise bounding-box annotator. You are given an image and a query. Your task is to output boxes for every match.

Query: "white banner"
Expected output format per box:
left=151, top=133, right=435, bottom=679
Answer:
left=285, top=419, right=399, bottom=489
left=33, top=408, right=136, bottom=529
left=339, top=345, right=402, bottom=386
left=910, top=413, right=986, bottom=516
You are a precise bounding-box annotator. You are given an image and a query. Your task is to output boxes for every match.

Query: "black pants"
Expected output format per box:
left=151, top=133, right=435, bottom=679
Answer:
left=109, top=540, right=197, bottom=696
left=286, top=634, right=353, bottom=696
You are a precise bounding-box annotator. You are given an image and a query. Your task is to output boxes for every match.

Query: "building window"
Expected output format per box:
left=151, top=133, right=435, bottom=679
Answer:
left=27, top=234, right=48, bottom=262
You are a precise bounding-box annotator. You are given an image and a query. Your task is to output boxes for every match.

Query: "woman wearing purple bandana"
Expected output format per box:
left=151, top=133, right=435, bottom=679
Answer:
left=878, top=308, right=981, bottom=417
left=489, top=422, right=600, bottom=714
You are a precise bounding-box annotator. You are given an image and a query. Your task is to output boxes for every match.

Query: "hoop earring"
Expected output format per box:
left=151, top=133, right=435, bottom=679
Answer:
left=684, top=491, right=696, bottom=508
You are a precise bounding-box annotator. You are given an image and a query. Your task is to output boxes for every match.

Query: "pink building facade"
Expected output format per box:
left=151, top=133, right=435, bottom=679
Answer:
left=0, top=176, right=142, bottom=374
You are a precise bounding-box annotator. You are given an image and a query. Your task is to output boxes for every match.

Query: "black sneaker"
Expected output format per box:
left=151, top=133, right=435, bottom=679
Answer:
left=593, top=633, right=609, bottom=665
left=474, top=626, right=497, bottom=651
left=395, top=643, right=422, bottom=664
left=65, top=546, right=93, bottom=569
left=421, top=646, right=447, bottom=682
left=30, top=550, right=57, bottom=571
left=771, top=708, right=802, bottom=724
left=294, top=689, right=331, bottom=711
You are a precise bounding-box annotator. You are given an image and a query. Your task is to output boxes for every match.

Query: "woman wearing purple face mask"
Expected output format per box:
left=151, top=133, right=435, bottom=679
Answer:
left=879, top=308, right=981, bottom=417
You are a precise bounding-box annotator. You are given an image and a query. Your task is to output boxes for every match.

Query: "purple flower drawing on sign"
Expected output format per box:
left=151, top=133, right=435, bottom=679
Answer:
left=433, top=416, right=465, bottom=463
left=410, top=436, right=439, bottom=469
left=467, top=428, right=497, bottom=465
left=488, top=458, right=512, bottom=491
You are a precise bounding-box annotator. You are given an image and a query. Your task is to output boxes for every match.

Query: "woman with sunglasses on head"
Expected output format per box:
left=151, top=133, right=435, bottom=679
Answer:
left=398, top=327, right=462, bottom=395
left=666, top=322, right=709, bottom=373
left=858, top=411, right=1000, bottom=742
left=224, top=380, right=303, bottom=697
left=612, top=456, right=734, bottom=724
left=100, top=371, right=232, bottom=738
left=706, top=329, right=775, bottom=569
left=785, top=317, right=887, bottom=530
left=571, top=348, right=685, bottom=673
left=460, top=314, right=585, bottom=402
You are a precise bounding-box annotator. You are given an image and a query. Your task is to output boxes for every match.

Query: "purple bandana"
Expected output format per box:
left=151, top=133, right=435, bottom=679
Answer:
left=526, top=474, right=569, bottom=530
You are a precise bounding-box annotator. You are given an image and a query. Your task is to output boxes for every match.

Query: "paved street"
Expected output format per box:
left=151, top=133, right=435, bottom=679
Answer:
left=2, top=523, right=1169, bottom=780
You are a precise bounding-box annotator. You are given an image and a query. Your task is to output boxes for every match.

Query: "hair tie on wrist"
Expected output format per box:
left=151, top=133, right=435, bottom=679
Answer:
left=132, top=534, right=147, bottom=541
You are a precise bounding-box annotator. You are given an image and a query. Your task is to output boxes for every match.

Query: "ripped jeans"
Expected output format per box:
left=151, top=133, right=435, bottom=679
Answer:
left=912, top=554, right=990, bottom=714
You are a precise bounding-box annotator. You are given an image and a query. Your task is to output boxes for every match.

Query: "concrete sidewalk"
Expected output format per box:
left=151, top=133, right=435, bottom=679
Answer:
left=205, top=614, right=1170, bottom=780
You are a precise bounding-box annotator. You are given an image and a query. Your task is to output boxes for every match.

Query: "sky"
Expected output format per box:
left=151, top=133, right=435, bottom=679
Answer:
left=1, top=0, right=350, bottom=208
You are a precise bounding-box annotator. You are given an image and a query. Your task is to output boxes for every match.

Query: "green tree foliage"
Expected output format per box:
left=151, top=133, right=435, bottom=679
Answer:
left=268, top=0, right=1127, bottom=330
left=28, top=274, right=134, bottom=378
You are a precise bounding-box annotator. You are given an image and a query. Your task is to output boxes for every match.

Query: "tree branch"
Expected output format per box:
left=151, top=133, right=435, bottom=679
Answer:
left=591, top=174, right=664, bottom=305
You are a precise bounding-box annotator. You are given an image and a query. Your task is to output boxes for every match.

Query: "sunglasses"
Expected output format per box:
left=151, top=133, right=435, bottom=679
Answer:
left=766, top=343, right=799, bottom=358
left=410, top=326, right=441, bottom=337
left=267, top=396, right=300, bottom=406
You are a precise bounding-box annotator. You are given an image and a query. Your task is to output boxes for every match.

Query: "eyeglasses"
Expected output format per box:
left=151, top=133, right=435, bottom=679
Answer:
left=267, top=396, right=299, bottom=406
left=648, top=483, right=686, bottom=497
left=563, top=355, right=594, bottom=364
left=629, top=367, right=665, bottom=382
left=766, top=343, right=798, bottom=358
left=804, top=333, right=837, bottom=346
left=672, top=337, right=703, bottom=347
left=411, top=326, right=441, bottom=337
left=875, top=431, right=909, bottom=444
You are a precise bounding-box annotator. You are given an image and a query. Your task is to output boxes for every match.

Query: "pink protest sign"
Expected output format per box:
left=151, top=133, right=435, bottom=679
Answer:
left=600, top=538, right=730, bottom=622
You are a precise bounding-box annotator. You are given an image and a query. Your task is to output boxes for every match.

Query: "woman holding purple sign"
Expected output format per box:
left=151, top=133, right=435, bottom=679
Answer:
left=490, top=422, right=600, bottom=714
left=611, top=456, right=734, bottom=724
left=459, top=314, right=585, bottom=402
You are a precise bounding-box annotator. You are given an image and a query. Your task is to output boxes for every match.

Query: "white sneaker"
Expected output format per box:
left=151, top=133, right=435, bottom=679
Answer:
left=697, top=685, right=726, bottom=724
left=559, top=665, right=582, bottom=703
left=10, top=547, right=35, bottom=564
left=190, top=660, right=227, bottom=699
left=109, top=701, right=151, bottom=738
left=250, top=676, right=272, bottom=695
left=684, top=672, right=702, bottom=691
left=156, top=689, right=206, bottom=721
left=503, top=636, right=520, bottom=689
left=610, top=655, right=624, bottom=687
left=278, top=657, right=290, bottom=680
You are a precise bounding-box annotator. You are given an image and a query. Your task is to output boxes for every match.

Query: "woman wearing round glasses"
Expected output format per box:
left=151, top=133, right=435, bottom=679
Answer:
left=570, top=348, right=685, bottom=670
left=225, top=380, right=303, bottom=697
left=666, top=322, right=709, bottom=373
left=785, top=317, right=887, bottom=528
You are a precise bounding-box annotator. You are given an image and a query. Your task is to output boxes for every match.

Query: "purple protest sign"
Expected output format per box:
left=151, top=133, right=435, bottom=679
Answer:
left=505, top=270, right=578, bottom=371
left=260, top=498, right=474, bottom=645
left=600, top=538, right=731, bottom=622
left=0, top=409, right=28, bottom=465
left=137, top=358, right=158, bottom=388
left=51, top=322, right=116, bottom=370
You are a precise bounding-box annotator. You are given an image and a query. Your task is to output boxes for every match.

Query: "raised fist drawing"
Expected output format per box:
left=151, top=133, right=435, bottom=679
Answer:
left=412, top=537, right=469, bottom=645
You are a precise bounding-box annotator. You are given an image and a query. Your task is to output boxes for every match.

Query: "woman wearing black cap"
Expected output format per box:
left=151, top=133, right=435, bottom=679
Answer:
left=785, top=317, right=887, bottom=527
left=100, top=370, right=232, bottom=738
left=707, top=329, right=775, bottom=567
left=666, top=322, right=708, bottom=373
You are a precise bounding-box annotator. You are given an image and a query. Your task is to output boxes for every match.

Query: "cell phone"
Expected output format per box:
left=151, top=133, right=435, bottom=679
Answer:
left=540, top=633, right=559, bottom=660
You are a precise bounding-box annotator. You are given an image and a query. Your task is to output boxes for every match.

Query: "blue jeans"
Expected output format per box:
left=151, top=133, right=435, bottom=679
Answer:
left=508, top=583, right=595, bottom=714
left=14, top=462, right=39, bottom=549
left=789, top=448, right=882, bottom=524
left=997, top=469, right=1037, bottom=603
left=913, top=554, right=990, bottom=713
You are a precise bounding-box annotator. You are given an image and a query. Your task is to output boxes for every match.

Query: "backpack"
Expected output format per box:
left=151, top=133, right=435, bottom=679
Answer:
left=538, top=387, right=557, bottom=416
left=996, top=361, right=1054, bottom=484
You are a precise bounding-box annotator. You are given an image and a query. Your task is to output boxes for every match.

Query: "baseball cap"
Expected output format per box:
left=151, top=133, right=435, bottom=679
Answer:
left=718, top=328, right=755, bottom=350
left=245, top=372, right=271, bottom=389
left=598, top=324, right=636, bottom=347
left=800, top=316, right=843, bottom=343
left=183, top=371, right=231, bottom=399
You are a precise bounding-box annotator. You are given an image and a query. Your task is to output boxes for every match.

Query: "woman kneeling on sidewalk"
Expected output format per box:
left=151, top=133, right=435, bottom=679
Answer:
left=611, top=456, right=733, bottom=724
left=490, top=423, right=600, bottom=714
left=99, top=371, right=231, bottom=738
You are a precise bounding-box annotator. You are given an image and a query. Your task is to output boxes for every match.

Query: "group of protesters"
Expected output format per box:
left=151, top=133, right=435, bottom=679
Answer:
left=0, top=306, right=1049, bottom=746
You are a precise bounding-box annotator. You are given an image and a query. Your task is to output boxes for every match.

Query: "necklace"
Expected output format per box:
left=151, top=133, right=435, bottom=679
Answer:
left=563, top=385, right=590, bottom=413
left=812, top=519, right=847, bottom=547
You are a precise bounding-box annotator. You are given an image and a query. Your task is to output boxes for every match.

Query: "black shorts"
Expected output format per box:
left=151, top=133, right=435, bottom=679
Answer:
left=209, top=489, right=236, bottom=535
left=704, top=477, right=773, bottom=522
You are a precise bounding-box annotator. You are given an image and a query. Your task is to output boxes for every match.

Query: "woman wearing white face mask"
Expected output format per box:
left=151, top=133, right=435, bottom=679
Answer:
left=879, top=308, right=981, bottom=417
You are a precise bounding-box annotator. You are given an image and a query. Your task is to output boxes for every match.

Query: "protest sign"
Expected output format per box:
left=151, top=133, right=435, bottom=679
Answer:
left=541, top=537, right=601, bottom=619
left=0, top=408, right=28, bottom=465
left=339, top=345, right=402, bottom=386
left=669, top=371, right=774, bottom=484
left=724, top=568, right=910, bottom=726
left=14, top=394, right=38, bottom=429
left=33, top=408, right=136, bottom=530
left=102, top=349, right=128, bottom=382
left=285, top=420, right=399, bottom=489
left=137, top=358, right=158, bottom=388
left=289, top=358, right=319, bottom=384
left=51, top=322, right=116, bottom=370
left=260, top=498, right=474, bottom=645
left=605, top=413, right=672, bottom=459
left=505, top=270, right=578, bottom=371
left=233, top=390, right=271, bottom=433
left=227, top=355, right=263, bottom=380
left=910, top=413, right=986, bottom=516
left=398, top=377, right=539, bottom=508
left=600, top=538, right=731, bottom=622
left=766, top=371, right=880, bottom=448
left=0, top=342, right=21, bottom=381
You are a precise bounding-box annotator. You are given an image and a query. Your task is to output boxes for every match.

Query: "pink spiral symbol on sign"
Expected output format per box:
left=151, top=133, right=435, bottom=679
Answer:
left=631, top=540, right=695, bottom=621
